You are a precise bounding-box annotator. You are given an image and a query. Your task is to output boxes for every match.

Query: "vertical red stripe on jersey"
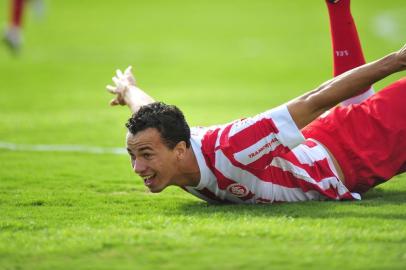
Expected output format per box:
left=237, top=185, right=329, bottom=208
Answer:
left=201, top=128, right=220, bottom=154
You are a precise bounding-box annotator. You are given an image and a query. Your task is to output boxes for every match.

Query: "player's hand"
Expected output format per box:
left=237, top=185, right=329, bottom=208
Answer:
left=106, top=66, right=136, bottom=106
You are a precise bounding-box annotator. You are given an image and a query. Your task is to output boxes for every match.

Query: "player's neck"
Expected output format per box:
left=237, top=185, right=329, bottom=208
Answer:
left=175, top=147, right=201, bottom=187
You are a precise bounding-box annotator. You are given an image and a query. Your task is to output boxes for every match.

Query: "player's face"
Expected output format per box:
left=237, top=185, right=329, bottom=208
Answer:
left=126, top=128, right=181, bottom=193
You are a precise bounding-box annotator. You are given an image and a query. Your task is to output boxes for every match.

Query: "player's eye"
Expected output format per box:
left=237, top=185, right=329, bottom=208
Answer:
left=143, top=153, right=152, bottom=159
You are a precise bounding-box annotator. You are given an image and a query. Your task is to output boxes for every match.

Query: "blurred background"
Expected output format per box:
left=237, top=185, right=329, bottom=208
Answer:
left=0, top=0, right=405, bottom=148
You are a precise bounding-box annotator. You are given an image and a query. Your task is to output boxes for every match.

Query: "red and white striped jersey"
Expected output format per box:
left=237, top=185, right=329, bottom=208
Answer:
left=184, top=105, right=360, bottom=204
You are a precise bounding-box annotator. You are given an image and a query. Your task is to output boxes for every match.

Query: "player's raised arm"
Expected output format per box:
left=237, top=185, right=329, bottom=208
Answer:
left=287, top=44, right=406, bottom=129
left=106, top=66, right=155, bottom=114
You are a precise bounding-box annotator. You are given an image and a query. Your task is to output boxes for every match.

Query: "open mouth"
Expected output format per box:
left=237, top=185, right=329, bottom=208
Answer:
left=142, top=173, right=156, bottom=187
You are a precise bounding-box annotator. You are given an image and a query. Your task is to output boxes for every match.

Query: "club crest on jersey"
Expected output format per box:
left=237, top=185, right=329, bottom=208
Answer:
left=227, top=183, right=249, bottom=197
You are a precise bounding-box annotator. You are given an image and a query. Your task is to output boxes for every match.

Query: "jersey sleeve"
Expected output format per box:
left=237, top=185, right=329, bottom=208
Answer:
left=220, top=104, right=305, bottom=167
left=265, top=105, right=305, bottom=148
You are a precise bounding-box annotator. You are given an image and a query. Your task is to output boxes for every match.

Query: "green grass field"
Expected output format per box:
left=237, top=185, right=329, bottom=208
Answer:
left=1, top=0, right=406, bottom=269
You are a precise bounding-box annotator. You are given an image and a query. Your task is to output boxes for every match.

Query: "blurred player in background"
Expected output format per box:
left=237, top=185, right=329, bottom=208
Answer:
left=106, top=0, right=406, bottom=204
left=3, top=0, right=44, bottom=52
left=3, top=0, right=24, bottom=51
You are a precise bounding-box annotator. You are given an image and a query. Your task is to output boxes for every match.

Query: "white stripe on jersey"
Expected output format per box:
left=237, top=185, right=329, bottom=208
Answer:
left=267, top=105, right=305, bottom=149
left=233, top=136, right=281, bottom=165
left=291, top=143, right=327, bottom=166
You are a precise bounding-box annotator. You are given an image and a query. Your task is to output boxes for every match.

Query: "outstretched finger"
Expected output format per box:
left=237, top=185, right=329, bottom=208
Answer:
left=106, top=85, right=117, bottom=94
left=124, top=65, right=132, bottom=75
left=125, top=66, right=136, bottom=84
left=112, top=76, right=124, bottom=89
left=116, top=69, right=124, bottom=79
left=112, top=76, right=120, bottom=85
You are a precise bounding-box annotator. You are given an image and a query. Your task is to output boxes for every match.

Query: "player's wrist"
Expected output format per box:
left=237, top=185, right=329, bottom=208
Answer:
left=394, top=46, right=406, bottom=71
left=122, top=87, right=136, bottom=104
left=372, top=52, right=403, bottom=77
left=122, top=86, right=146, bottom=110
left=388, top=52, right=405, bottom=72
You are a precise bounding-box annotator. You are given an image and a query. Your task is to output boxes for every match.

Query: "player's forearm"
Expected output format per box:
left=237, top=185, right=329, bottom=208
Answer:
left=125, top=86, right=155, bottom=113
left=313, top=52, right=402, bottom=108
left=288, top=50, right=405, bottom=129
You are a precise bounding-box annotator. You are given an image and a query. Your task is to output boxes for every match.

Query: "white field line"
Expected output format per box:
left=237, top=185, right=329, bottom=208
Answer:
left=0, top=141, right=127, bottom=155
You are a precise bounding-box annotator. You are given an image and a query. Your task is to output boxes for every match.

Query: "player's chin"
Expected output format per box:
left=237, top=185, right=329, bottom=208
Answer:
left=147, top=183, right=168, bottom=193
left=148, top=187, right=162, bottom=193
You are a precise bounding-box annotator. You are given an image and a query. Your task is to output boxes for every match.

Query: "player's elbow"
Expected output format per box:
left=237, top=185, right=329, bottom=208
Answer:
left=287, top=96, right=330, bottom=129
left=307, top=94, right=332, bottom=117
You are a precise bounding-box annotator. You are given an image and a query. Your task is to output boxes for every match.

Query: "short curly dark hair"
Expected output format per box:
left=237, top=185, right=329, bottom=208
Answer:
left=125, top=102, right=191, bottom=149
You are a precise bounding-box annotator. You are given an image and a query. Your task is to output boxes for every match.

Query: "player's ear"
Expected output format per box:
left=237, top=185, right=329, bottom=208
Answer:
left=174, top=141, right=187, bottom=160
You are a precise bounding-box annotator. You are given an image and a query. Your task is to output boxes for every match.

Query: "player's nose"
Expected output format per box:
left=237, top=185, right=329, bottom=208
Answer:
left=133, top=159, right=147, bottom=174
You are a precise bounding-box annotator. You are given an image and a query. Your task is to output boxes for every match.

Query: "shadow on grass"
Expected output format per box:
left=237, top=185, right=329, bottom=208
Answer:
left=175, top=188, right=406, bottom=220
left=362, top=188, right=406, bottom=202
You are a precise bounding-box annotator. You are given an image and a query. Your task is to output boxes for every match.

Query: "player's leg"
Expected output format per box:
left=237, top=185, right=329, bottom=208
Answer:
left=3, top=0, right=25, bottom=51
left=10, top=0, right=25, bottom=28
left=325, top=0, right=374, bottom=105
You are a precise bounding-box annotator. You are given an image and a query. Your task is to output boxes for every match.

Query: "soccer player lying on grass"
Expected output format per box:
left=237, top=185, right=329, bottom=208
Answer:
left=106, top=0, right=406, bottom=204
